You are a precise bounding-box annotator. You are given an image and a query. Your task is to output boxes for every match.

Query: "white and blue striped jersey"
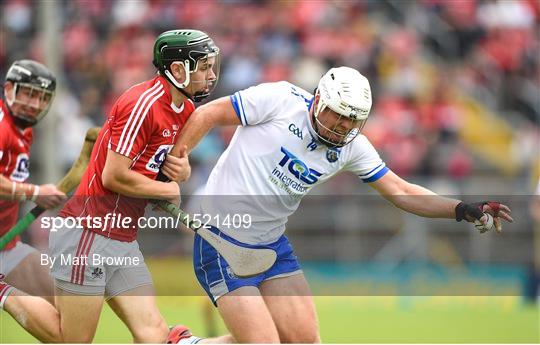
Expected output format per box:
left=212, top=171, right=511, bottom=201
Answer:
left=201, top=81, right=388, bottom=244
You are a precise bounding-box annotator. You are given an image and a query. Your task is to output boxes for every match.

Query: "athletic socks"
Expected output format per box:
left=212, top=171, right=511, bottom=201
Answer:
left=0, top=274, right=14, bottom=310
left=177, top=336, right=202, bottom=344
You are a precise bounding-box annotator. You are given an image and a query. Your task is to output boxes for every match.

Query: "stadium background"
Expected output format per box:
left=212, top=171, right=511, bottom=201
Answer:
left=1, top=0, right=539, bottom=342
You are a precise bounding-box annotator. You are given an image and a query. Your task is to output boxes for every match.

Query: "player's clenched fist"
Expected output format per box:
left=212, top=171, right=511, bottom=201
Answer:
left=34, top=184, right=66, bottom=209
left=162, top=145, right=191, bottom=182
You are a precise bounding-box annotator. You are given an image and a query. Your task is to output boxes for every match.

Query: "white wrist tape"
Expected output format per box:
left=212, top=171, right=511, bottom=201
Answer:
left=0, top=285, right=14, bottom=310
left=11, top=181, right=16, bottom=200
left=17, top=184, right=27, bottom=202
left=31, top=185, right=40, bottom=202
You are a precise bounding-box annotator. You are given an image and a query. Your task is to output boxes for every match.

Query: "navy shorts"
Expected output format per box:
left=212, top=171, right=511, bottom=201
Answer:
left=193, top=226, right=302, bottom=305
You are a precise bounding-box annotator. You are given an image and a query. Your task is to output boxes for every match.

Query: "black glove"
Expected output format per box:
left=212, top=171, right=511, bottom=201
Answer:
left=455, top=201, right=488, bottom=222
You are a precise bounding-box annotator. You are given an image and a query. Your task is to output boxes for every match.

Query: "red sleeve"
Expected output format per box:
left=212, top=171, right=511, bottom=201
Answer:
left=107, top=93, right=156, bottom=160
left=0, top=127, right=7, bottom=163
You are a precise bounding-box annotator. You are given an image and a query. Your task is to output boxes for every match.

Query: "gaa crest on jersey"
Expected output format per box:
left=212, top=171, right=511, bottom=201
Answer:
left=10, top=153, right=30, bottom=182
left=326, top=148, right=340, bottom=163
left=146, top=144, right=172, bottom=173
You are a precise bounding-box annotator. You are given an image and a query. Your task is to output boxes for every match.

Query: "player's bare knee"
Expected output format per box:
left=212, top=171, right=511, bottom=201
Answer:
left=37, top=322, right=63, bottom=344
left=241, top=335, right=280, bottom=343
left=282, top=333, right=320, bottom=343
left=280, top=326, right=320, bottom=343
left=236, top=329, right=280, bottom=344
left=44, top=331, right=64, bottom=344
left=60, top=324, right=97, bottom=343
left=62, top=331, right=95, bottom=343
left=132, top=315, right=168, bottom=343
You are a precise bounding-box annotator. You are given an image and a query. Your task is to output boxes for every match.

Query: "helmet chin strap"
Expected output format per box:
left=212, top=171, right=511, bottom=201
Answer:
left=164, top=61, right=197, bottom=102
left=307, top=94, right=334, bottom=147
left=177, top=86, right=195, bottom=102
left=163, top=62, right=211, bottom=103
left=313, top=119, right=341, bottom=148
left=308, top=95, right=351, bottom=149
left=3, top=86, right=35, bottom=129
left=11, top=114, right=35, bottom=129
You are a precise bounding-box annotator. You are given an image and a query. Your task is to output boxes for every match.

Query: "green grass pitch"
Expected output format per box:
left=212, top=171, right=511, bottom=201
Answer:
left=1, top=258, right=538, bottom=343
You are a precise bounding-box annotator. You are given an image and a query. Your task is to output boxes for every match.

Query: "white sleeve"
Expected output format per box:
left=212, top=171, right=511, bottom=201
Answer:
left=345, top=135, right=389, bottom=183
left=229, top=82, right=287, bottom=126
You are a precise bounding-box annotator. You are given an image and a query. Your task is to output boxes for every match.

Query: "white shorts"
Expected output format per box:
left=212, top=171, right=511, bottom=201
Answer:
left=0, top=242, right=37, bottom=276
left=49, top=225, right=153, bottom=297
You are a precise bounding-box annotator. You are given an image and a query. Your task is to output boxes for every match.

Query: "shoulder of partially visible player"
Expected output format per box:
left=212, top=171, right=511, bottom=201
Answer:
left=0, top=109, right=13, bottom=143
left=0, top=102, right=5, bottom=123
left=0, top=115, right=7, bottom=150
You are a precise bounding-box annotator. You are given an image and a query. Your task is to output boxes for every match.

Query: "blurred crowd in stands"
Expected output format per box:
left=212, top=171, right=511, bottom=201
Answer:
left=1, top=0, right=539, bottom=185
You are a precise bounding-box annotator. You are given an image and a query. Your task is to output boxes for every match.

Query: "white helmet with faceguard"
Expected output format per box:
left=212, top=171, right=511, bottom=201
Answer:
left=312, top=67, right=372, bottom=148
left=4, top=60, right=56, bottom=128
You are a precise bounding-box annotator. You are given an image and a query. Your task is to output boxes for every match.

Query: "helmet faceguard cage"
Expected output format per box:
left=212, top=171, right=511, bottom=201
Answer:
left=312, top=67, right=372, bottom=148
left=153, top=30, right=220, bottom=102
left=4, top=60, right=56, bottom=127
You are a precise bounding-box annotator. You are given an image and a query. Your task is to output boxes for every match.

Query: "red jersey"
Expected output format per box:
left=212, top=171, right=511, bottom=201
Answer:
left=0, top=99, right=33, bottom=250
left=59, top=76, right=194, bottom=242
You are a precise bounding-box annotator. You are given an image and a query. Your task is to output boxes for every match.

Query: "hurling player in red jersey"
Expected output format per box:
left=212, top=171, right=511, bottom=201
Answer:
left=0, top=60, right=66, bottom=303
left=1, top=30, right=221, bottom=343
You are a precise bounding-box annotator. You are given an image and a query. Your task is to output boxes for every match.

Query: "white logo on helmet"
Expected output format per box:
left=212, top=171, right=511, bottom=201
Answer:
left=10, top=65, right=32, bottom=76
left=37, top=76, right=52, bottom=88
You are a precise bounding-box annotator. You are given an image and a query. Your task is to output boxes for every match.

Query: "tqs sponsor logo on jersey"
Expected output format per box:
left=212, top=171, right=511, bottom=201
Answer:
left=10, top=153, right=30, bottom=182
left=277, top=147, right=322, bottom=185
left=288, top=124, right=303, bottom=140
left=146, top=144, right=172, bottom=173
left=162, top=129, right=171, bottom=138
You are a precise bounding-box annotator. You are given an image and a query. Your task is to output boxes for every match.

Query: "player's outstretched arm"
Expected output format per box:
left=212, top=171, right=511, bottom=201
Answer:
left=369, top=170, right=513, bottom=232
left=102, top=150, right=179, bottom=204
left=170, top=96, right=241, bottom=157
left=160, top=96, right=241, bottom=183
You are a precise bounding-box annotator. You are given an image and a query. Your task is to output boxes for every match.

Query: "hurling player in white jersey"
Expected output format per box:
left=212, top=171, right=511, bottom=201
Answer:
left=162, top=66, right=514, bottom=343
